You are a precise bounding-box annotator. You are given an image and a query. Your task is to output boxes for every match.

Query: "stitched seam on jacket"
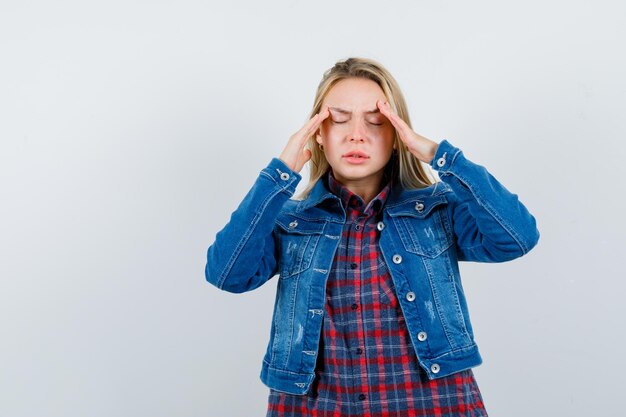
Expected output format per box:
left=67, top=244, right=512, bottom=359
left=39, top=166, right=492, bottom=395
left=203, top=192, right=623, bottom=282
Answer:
left=448, top=169, right=527, bottom=255
left=217, top=176, right=292, bottom=289
left=443, top=146, right=528, bottom=254
left=260, top=170, right=277, bottom=184
left=428, top=342, right=478, bottom=359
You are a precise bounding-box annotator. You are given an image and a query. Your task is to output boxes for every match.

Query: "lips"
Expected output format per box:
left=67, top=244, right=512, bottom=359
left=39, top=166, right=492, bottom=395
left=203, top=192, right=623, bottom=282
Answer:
left=342, top=151, right=369, bottom=159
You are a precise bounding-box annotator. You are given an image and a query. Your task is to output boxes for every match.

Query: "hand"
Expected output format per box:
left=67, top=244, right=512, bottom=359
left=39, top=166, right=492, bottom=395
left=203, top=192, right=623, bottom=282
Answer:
left=279, top=106, right=330, bottom=172
left=377, top=99, right=439, bottom=164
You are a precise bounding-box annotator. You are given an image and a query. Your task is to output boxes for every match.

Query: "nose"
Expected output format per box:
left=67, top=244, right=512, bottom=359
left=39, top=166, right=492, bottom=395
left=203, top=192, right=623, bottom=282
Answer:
left=348, top=119, right=366, bottom=142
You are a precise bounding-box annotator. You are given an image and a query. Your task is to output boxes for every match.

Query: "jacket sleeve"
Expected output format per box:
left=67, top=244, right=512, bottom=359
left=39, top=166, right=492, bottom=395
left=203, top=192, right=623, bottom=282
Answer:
left=205, top=157, right=301, bottom=293
left=430, top=139, right=540, bottom=262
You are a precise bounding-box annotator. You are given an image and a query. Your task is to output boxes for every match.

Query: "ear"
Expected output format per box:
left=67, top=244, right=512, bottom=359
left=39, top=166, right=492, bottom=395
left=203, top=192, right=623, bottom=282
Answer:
left=316, top=133, right=323, bottom=145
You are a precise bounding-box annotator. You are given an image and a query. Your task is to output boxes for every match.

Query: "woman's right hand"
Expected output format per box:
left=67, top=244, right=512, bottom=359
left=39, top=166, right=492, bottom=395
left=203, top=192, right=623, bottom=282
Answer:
left=279, top=106, right=330, bottom=173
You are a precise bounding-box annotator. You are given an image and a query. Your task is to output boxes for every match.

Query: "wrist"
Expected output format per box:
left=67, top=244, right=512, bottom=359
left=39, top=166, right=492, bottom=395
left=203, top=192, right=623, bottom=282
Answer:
left=426, top=141, right=439, bottom=164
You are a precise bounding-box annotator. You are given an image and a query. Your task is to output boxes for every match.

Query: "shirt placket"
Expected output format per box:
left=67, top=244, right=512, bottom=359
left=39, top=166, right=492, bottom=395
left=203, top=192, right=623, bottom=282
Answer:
left=345, top=200, right=374, bottom=413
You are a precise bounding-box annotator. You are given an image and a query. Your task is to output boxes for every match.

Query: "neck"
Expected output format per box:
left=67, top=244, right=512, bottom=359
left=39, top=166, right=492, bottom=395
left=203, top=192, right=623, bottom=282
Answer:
left=334, top=170, right=387, bottom=207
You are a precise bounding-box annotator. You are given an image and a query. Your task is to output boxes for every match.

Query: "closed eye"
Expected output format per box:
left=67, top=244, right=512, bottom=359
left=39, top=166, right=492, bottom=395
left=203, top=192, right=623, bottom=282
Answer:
left=331, top=120, right=382, bottom=126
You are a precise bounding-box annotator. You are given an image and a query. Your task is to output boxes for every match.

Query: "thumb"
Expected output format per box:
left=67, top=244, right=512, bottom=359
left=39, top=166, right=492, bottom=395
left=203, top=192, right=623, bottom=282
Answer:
left=295, top=148, right=312, bottom=172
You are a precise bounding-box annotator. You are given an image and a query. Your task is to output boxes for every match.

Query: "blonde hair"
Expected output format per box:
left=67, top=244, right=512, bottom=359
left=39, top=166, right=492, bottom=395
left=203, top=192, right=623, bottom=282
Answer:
left=296, top=57, right=437, bottom=200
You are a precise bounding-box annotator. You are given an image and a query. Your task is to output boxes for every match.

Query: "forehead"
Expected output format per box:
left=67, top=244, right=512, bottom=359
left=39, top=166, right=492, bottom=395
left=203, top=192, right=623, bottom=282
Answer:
left=323, top=77, right=386, bottom=111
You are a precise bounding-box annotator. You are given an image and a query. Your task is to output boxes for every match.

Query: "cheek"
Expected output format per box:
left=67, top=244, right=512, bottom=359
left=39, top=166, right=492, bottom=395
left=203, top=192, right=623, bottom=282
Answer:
left=321, top=124, right=345, bottom=143
left=325, top=121, right=346, bottom=131
left=379, top=126, right=395, bottom=141
left=371, top=126, right=394, bottom=144
left=320, top=123, right=337, bottom=137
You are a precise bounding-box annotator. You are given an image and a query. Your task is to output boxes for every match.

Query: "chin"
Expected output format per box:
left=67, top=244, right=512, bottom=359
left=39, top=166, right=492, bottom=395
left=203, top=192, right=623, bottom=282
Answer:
left=336, top=169, right=380, bottom=181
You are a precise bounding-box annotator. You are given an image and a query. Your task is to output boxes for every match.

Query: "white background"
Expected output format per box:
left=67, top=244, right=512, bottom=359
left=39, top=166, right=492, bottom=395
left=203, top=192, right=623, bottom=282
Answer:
left=1, top=1, right=625, bottom=416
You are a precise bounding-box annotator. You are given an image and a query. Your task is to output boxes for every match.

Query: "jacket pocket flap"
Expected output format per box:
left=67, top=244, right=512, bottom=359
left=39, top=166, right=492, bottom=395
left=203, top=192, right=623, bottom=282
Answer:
left=387, top=195, right=449, bottom=219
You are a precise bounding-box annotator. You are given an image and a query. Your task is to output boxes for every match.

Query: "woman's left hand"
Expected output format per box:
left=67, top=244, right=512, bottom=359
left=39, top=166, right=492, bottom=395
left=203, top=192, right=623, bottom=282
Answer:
left=377, top=99, right=439, bottom=164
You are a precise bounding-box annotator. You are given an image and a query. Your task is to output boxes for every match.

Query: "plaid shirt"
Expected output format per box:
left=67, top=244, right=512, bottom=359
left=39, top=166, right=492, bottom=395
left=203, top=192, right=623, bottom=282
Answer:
left=267, top=170, right=488, bottom=417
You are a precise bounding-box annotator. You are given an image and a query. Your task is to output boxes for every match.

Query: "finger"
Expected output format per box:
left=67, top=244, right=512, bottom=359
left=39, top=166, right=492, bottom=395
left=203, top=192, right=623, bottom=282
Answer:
left=305, top=106, right=330, bottom=133
left=295, top=114, right=321, bottom=138
left=305, top=106, right=330, bottom=137
left=377, top=99, right=401, bottom=125
left=311, top=106, right=330, bottom=137
left=377, top=100, right=412, bottom=138
left=318, top=105, right=330, bottom=121
left=294, top=106, right=330, bottom=144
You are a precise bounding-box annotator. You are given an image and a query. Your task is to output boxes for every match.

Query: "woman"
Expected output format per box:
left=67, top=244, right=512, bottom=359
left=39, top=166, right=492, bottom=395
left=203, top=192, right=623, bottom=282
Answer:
left=205, top=57, right=540, bottom=416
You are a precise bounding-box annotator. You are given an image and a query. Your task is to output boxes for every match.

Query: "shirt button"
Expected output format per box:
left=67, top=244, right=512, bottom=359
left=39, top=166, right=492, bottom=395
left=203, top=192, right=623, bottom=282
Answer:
left=355, top=224, right=361, bottom=231
left=351, top=303, right=358, bottom=310
left=376, top=221, right=385, bottom=231
left=350, top=262, right=358, bottom=269
left=406, top=292, right=416, bottom=301
left=417, top=331, right=428, bottom=341
left=280, top=172, right=290, bottom=180
left=431, top=363, right=441, bottom=374
left=358, top=394, right=366, bottom=401
left=356, top=347, right=363, bottom=354
left=392, top=254, right=402, bottom=264
left=436, top=157, right=446, bottom=168
left=415, top=202, right=424, bottom=212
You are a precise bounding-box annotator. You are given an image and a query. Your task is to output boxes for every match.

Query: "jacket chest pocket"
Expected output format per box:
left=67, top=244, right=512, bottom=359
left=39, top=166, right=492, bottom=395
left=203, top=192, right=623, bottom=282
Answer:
left=388, top=196, right=453, bottom=258
left=275, top=216, right=327, bottom=279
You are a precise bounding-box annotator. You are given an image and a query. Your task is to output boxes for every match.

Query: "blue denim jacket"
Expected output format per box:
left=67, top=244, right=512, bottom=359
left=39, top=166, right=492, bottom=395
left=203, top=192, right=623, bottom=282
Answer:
left=205, top=139, right=540, bottom=395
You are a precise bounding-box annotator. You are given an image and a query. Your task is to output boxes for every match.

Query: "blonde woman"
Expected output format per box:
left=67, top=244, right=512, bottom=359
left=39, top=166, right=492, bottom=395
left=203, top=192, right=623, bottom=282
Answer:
left=205, top=57, right=540, bottom=416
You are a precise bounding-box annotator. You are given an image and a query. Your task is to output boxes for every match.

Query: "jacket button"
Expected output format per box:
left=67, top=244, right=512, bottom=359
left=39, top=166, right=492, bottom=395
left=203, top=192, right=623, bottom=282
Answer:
left=417, top=331, right=428, bottom=341
left=431, top=363, right=440, bottom=374
left=406, top=292, right=416, bottom=301
left=415, top=202, right=424, bottom=212
left=280, top=172, right=290, bottom=180
left=288, top=220, right=298, bottom=229
left=392, top=254, right=402, bottom=264
left=376, top=221, right=385, bottom=231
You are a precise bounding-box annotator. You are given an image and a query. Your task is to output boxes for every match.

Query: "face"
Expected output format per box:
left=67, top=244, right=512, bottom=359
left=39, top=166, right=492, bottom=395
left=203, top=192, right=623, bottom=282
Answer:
left=316, top=77, right=395, bottom=189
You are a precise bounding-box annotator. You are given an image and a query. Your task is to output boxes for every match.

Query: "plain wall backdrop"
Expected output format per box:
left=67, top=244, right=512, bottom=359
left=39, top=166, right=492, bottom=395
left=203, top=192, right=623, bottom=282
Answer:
left=1, top=0, right=625, bottom=416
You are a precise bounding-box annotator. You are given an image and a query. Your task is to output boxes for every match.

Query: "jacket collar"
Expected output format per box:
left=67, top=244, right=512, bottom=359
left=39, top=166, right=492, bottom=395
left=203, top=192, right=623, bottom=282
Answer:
left=296, top=172, right=339, bottom=213
left=385, top=177, right=451, bottom=208
left=296, top=171, right=451, bottom=214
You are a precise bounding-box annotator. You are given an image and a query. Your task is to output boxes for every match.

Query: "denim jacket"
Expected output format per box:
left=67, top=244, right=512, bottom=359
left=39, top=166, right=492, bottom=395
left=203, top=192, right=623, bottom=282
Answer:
left=205, top=139, right=540, bottom=395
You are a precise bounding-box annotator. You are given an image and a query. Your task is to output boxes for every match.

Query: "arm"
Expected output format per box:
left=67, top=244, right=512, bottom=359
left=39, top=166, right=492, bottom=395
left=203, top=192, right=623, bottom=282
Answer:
left=430, top=139, right=540, bottom=262
left=205, top=157, right=301, bottom=293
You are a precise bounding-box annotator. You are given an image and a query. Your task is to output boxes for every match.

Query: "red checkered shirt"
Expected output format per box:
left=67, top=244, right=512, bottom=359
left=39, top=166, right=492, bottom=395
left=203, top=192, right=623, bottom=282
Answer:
left=267, top=170, right=488, bottom=417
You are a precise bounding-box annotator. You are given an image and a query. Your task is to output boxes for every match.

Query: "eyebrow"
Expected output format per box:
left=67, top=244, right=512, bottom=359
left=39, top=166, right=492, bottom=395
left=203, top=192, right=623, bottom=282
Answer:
left=329, top=107, right=380, bottom=115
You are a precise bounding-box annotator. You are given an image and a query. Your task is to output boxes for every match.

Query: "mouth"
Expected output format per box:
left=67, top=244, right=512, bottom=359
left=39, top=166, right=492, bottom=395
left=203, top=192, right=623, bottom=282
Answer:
left=342, top=151, right=369, bottom=159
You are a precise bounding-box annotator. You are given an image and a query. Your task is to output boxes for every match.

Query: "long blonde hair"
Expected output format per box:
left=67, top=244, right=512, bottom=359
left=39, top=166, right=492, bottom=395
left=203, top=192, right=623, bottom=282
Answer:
left=296, top=57, right=436, bottom=200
